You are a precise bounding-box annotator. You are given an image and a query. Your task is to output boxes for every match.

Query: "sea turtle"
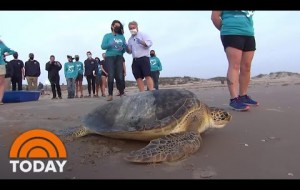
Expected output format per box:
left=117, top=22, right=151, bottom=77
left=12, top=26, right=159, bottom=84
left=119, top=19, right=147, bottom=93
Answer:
left=61, top=89, right=232, bottom=163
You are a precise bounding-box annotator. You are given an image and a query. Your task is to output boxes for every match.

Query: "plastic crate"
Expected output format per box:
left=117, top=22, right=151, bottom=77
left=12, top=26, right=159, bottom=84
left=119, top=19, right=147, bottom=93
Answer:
left=3, top=91, right=41, bottom=103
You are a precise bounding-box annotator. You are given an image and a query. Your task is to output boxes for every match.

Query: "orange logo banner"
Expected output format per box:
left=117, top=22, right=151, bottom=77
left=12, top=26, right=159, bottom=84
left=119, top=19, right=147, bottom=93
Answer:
left=10, top=129, right=67, bottom=159
left=9, top=129, right=68, bottom=173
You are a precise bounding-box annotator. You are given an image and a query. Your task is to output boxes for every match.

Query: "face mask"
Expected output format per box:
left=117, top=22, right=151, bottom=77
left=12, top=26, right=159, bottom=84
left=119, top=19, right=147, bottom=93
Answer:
left=29, top=56, right=34, bottom=60
left=130, top=29, right=137, bottom=35
left=114, top=27, right=121, bottom=34
left=75, top=58, right=79, bottom=61
left=150, top=54, right=155, bottom=57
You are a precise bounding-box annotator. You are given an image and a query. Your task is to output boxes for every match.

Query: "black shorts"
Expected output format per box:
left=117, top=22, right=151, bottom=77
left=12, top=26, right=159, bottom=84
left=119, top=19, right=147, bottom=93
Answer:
left=76, top=74, right=83, bottom=81
left=131, top=56, right=151, bottom=80
left=101, top=72, right=107, bottom=77
left=221, top=35, right=256, bottom=51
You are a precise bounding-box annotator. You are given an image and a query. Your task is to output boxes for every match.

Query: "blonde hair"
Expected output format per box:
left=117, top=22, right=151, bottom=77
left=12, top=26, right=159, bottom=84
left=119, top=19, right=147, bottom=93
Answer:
left=128, top=21, right=138, bottom=27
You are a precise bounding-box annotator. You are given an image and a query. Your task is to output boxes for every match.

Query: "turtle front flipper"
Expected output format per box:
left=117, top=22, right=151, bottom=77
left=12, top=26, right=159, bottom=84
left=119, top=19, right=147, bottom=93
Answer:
left=57, top=125, right=91, bottom=141
left=124, top=131, right=202, bottom=163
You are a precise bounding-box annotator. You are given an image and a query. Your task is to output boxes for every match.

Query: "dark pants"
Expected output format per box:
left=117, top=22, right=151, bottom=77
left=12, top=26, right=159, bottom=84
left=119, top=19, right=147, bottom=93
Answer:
left=116, top=75, right=126, bottom=94
left=66, top=78, right=76, bottom=98
left=86, top=75, right=95, bottom=95
left=49, top=77, right=61, bottom=98
left=150, top=71, right=160, bottom=90
left=11, top=77, right=23, bottom=91
left=106, top=55, right=125, bottom=96
left=122, top=76, right=126, bottom=91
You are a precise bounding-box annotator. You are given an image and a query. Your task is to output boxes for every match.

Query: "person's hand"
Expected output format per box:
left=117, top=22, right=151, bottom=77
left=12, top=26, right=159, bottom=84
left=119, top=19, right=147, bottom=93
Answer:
left=117, top=46, right=124, bottom=51
left=110, top=41, right=117, bottom=48
left=135, top=38, right=142, bottom=44
left=125, top=44, right=132, bottom=53
left=4, top=52, right=9, bottom=56
left=118, top=43, right=126, bottom=52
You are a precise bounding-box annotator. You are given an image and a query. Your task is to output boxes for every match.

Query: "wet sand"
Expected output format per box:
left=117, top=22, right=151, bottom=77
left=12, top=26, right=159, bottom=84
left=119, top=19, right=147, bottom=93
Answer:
left=1, top=80, right=300, bottom=179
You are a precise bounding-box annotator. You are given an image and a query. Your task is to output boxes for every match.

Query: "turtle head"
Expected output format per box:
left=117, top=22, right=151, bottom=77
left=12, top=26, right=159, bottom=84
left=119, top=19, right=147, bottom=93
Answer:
left=209, top=107, right=232, bottom=128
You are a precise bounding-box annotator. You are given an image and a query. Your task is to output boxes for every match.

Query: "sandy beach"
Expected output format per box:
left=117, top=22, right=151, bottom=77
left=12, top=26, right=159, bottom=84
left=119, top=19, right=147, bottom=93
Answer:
left=1, top=76, right=300, bottom=179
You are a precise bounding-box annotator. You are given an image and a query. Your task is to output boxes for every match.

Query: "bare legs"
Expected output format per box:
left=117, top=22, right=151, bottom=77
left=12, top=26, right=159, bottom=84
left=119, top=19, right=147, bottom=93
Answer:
left=225, top=47, right=255, bottom=99
left=136, top=79, right=143, bottom=92
left=239, top=51, right=254, bottom=96
left=101, top=76, right=107, bottom=96
left=136, top=76, right=154, bottom=92
left=95, top=79, right=104, bottom=97
left=75, top=80, right=83, bottom=98
left=95, top=83, right=100, bottom=96
left=0, top=76, right=5, bottom=103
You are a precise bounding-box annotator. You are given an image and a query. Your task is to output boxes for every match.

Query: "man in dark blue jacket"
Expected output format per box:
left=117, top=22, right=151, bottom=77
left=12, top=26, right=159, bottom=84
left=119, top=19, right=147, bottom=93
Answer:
left=84, top=51, right=97, bottom=97
left=10, top=52, right=25, bottom=91
left=25, top=53, right=41, bottom=90
left=45, top=55, right=62, bottom=99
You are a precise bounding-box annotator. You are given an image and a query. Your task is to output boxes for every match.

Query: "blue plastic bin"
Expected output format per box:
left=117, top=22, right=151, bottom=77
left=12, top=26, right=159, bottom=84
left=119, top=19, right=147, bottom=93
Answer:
left=3, top=91, right=41, bottom=103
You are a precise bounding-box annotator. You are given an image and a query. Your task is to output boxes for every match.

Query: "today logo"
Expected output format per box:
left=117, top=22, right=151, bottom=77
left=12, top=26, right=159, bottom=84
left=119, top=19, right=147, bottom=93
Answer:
left=9, top=129, right=67, bottom=173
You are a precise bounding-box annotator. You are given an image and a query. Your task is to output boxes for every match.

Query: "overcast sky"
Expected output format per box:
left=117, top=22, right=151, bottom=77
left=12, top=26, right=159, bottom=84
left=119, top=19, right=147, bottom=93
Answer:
left=0, top=11, right=299, bottom=85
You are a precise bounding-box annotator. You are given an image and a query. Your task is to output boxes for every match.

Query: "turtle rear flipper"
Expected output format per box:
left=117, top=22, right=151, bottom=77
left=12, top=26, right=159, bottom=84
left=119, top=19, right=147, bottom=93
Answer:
left=124, top=131, right=202, bottom=163
left=57, top=125, right=91, bottom=141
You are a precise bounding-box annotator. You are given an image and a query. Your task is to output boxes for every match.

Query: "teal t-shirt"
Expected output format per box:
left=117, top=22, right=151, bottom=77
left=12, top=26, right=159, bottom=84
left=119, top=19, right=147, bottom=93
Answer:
left=64, top=62, right=78, bottom=78
left=74, top=61, right=84, bottom=75
left=150, top=56, right=162, bottom=72
left=96, top=63, right=102, bottom=77
left=101, top=33, right=126, bottom=57
left=0, top=41, right=16, bottom=65
left=221, top=11, right=254, bottom=36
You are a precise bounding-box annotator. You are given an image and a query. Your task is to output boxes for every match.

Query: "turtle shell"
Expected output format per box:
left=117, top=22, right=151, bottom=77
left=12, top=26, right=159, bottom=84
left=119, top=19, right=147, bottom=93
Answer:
left=82, top=89, right=204, bottom=136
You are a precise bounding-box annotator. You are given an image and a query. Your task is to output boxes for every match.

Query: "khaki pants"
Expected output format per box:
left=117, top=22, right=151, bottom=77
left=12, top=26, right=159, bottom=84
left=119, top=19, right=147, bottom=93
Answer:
left=26, top=76, right=38, bottom=90
left=4, top=77, right=11, bottom=91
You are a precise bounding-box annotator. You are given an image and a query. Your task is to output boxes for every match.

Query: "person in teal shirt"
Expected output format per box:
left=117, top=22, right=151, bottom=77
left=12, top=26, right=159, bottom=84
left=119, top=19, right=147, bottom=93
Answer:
left=64, top=55, right=78, bottom=99
left=211, top=11, right=258, bottom=112
left=149, top=50, right=162, bottom=90
left=101, top=20, right=127, bottom=101
left=74, top=55, right=84, bottom=98
left=0, top=39, right=16, bottom=105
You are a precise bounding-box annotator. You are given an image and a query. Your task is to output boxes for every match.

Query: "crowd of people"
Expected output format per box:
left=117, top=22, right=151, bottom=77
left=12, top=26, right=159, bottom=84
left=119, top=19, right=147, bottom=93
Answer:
left=0, top=20, right=163, bottom=104
left=1, top=11, right=258, bottom=112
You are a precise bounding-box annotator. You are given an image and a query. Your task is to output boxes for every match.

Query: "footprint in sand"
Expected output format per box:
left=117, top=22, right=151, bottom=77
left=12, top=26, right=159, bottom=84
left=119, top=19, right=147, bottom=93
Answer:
left=265, top=108, right=283, bottom=112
